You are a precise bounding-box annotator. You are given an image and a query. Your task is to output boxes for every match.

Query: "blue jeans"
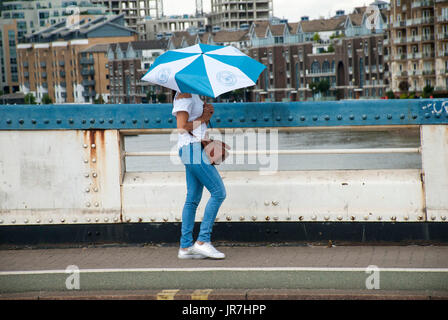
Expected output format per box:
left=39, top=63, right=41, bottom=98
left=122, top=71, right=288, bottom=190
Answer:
left=179, top=142, right=226, bottom=248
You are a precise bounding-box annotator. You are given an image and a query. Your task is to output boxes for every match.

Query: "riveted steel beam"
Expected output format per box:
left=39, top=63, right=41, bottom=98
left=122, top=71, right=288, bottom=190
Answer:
left=0, top=99, right=447, bottom=130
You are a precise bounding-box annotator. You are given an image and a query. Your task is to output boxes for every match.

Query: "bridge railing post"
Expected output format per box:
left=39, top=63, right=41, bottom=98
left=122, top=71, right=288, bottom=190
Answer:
left=420, top=125, right=448, bottom=221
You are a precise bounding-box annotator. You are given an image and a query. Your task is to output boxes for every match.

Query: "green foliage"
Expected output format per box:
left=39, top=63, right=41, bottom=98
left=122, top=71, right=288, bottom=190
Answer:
left=313, top=33, right=321, bottom=42
left=41, top=93, right=52, bottom=104
left=317, top=79, right=330, bottom=95
left=421, top=85, right=434, bottom=98
left=157, top=93, right=167, bottom=103
left=399, top=93, right=409, bottom=99
left=94, top=95, right=105, bottom=104
left=385, top=90, right=395, bottom=99
left=24, top=93, right=36, bottom=104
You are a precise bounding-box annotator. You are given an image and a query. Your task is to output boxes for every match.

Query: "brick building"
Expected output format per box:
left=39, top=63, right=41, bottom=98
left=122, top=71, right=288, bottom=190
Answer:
left=17, top=14, right=138, bottom=104
left=247, top=6, right=390, bottom=102
left=386, top=0, right=448, bottom=94
left=107, top=39, right=168, bottom=104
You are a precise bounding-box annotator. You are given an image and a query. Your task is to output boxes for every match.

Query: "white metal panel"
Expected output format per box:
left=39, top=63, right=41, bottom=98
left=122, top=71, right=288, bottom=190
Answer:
left=421, top=125, right=448, bottom=221
left=0, top=130, right=121, bottom=225
left=121, top=169, right=425, bottom=223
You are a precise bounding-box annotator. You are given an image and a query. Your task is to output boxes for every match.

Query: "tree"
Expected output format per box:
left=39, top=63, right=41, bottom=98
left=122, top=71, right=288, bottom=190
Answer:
left=422, top=85, right=434, bottom=98
left=24, top=93, right=36, bottom=104
left=157, top=93, right=167, bottom=103
left=385, top=90, right=395, bottom=99
left=94, top=95, right=105, bottom=104
left=317, top=79, right=330, bottom=96
left=309, top=81, right=318, bottom=100
left=313, top=33, right=321, bottom=42
left=41, top=93, right=52, bottom=104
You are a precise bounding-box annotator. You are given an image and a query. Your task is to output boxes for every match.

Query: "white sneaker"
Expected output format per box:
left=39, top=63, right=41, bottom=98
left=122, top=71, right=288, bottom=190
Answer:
left=178, top=246, right=207, bottom=260
left=192, top=242, right=225, bottom=259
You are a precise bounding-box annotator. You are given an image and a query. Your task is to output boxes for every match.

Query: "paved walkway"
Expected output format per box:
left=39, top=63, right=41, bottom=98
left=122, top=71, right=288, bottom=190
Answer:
left=1, top=245, right=447, bottom=299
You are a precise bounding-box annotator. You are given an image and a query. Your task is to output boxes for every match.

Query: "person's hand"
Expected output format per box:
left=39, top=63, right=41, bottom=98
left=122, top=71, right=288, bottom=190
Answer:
left=202, top=103, right=214, bottom=121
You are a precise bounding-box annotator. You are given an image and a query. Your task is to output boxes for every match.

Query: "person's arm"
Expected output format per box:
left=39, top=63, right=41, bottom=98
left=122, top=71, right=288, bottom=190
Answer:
left=176, top=96, right=214, bottom=133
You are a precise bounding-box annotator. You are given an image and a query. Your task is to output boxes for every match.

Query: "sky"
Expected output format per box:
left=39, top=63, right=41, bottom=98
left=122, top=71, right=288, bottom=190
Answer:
left=162, top=0, right=375, bottom=22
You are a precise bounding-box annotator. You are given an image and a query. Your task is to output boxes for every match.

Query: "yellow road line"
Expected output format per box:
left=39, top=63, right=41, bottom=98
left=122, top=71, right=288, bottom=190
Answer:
left=157, top=289, right=179, bottom=300
left=191, top=289, right=213, bottom=300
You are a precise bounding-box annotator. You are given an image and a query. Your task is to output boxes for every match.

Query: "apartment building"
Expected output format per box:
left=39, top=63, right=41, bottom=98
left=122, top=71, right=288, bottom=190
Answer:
left=247, top=7, right=389, bottom=102
left=166, top=29, right=250, bottom=51
left=107, top=39, right=168, bottom=104
left=0, top=20, right=19, bottom=94
left=0, top=0, right=109, bottom=94
left=209, top=0, right=273, bottom=30
left=91, top=0, right=163, bottom=30
left=1, top=0, right=108, bottom=41
left=138, top=15, right=208, bottom=40
left=387, top=0, right=448, bottom=94
left=17, top=14, right=138, bottom=103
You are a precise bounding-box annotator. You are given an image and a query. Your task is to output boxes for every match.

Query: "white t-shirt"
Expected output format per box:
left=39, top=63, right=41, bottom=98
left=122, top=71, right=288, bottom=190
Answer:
left=172, top=93, right=208, bottom=149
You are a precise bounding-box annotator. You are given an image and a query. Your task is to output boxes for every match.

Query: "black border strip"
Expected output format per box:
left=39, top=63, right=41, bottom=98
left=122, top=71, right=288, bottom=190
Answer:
left=1, top=222, right=447, bottom=248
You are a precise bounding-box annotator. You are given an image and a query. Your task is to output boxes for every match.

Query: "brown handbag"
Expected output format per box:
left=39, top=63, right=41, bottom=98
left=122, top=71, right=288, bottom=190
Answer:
left=188, top=130, right=230, bottom=165
left=200, top=138, right=231, bottom=165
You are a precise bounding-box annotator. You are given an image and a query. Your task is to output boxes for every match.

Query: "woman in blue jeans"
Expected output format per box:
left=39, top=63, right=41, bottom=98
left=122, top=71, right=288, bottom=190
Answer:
left=172, top=92, right=226, bottom=259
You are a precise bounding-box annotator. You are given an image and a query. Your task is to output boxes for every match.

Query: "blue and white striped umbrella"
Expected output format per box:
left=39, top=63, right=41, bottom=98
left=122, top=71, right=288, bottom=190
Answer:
left=141, top=43, right=266, bottom=98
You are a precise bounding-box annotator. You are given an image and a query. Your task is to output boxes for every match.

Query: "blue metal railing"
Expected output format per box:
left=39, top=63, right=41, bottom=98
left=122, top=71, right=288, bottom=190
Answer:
left=0, top=99, right=447, bottom=130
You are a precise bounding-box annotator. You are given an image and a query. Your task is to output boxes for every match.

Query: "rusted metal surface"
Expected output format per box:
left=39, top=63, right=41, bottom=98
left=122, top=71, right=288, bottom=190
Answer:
left=0, top=130, right=121, bottom=225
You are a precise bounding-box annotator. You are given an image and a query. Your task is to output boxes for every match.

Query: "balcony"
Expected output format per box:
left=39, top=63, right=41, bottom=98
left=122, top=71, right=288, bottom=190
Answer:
left=422, top=51, right=435, bottom=58
left=438, top=33, right=448, bottom=40
left=306, top=69, right=336, bottom=77
left=80, top=58, right=94, bottom=65
left=438, top=15, right=448, bottom=23
left=407, top=52, right=423, bottom=59
left=409, top=70, right=423, bottom=76
left=411, top=0, right=434, bottom=8
left=423, top=70, right=436, bottom=76
left=82, top=80, right=96, bottom=86
left=82, top=90, right=96, bottom=97
left=421, top=16, right=435, bottom=25
left=422, top=34, right=435, bottom=42
left=438, top=51, right=448, bottom=57
left=393, top=20, right=406, bottom=28
left=393, top=38, right=406, bottom=44
left=407, top=35, right=421, bottom=43
left=394, top=54, right=407, bottom=60
left=81, top=69, right=94, bottom=76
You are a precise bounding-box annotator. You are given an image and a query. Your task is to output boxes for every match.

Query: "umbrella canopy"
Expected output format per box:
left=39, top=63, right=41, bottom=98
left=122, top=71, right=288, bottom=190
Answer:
left=141, top=43, right=266, bottom=98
